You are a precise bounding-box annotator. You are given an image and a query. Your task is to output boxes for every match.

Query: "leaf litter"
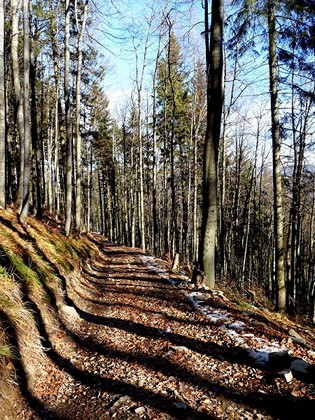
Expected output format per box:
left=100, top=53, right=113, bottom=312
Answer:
left=14, top=238, right=315, bottom=419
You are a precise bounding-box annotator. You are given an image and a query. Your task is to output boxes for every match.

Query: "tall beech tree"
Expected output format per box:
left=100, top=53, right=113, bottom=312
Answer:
left=0, top=0, right=5, bottom=209
left=11, top=0, right=24, bottom=211
left=30, top=8, right=44, bottom=218
left=47, top=0, right=62, bottom=214
left=74, top=0, right=88, bottom=232
left=268, top=0, right=286, bottom=311
left=64, top=0, right=72, bottom=236
left=19, top=0, right=31, bottom=224
left=199, top=0, right=224, bottom=288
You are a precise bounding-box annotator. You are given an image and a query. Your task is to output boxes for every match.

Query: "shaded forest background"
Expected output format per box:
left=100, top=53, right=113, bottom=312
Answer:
left=0, top=0, right=315, bottom=320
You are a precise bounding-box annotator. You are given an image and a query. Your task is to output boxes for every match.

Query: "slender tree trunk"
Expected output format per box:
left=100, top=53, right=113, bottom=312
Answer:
left=152, top=41, right=161, bottom=255
left=97, top=171, right=104, bottom=234
left=39, top=77, right=46, bottom=210
left=49, top=0, right=61, bottom=214
left=64, top=0, right=72, bottom=236
left=54, top=97, right=60, bottom=213
left=87, top=140, right=92, bottom=232
left=193, top=125, right=199, bottom=262
left=185, top=147, right=192, bottom=259
left=11, top=0, right=24, bottom=211
left=268, top=0, right=286, bottom=311
left=241, top=124, right=259, bottom=287
left=199, top=0, right=224, bottom=288
left=74, top=0, right=88, bottom=232
left=138, top=102, right=145, bottom=249
left=30, top=17, right=44, bottom=218
left=163, top=124, right=169, bottom=253
left=47, top=112, right=53, bottom=211
left=130, top=135, right=136, bottom=247
left=310, top=177, right=315, bottom=322
left=20, top=0, right=31, bottom=224
left=166, top=22, right=179, bottom=257
left=0, top=0, right=5, bottom=209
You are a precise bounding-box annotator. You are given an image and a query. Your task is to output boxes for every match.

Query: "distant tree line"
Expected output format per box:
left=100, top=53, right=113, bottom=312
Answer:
left=0, top=0, right=315, bottom=320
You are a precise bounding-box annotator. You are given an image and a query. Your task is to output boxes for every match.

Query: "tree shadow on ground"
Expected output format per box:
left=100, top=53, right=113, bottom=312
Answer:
left=0, top=310, right=63, bottom=420
left=68, top=318, right=315, bottom=419
left=2, top=228, right=314, bottom=418
left=10, top=302, right=215, bottom=419
left=3, top=262, right=315, bottom=419
left=29, top=291, right=315, bottom=419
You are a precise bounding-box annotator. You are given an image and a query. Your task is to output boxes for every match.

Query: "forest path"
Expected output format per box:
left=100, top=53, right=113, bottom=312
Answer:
left=19, top=236, right=315, bottom=419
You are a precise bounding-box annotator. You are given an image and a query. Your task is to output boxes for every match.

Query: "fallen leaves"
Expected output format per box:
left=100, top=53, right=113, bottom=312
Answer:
left=11, top=238, right=315, bottom=419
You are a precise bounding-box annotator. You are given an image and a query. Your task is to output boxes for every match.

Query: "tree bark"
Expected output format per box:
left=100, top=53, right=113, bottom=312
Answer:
left=64, top=0, right=72, bottom=236
left=11, top=0, right=24, bottom=211
left=199, top=0, right=224, bottom=289
left=152, top=35, right=162, bottom=255
left=30, top=15, right=44, bottom=218
left=19, top=0, right=31, bottom=224
left=49, top=0, right=61, bottom=214
left=74, top=0, right=88, bottom=232
left=268, top=0, right=286, bottom=311
left=0, top=0, right=5, bottom=209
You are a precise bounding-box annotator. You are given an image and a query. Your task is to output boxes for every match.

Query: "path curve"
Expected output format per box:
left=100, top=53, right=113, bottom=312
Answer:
left=21, top=236, right=315, bottom=419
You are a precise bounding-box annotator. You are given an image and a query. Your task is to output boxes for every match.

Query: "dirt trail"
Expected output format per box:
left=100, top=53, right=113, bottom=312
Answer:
left=14, top=236, right=315, bottom=419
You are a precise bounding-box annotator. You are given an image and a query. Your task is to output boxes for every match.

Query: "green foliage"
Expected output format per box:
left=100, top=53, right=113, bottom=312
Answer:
left=88, top=82, right=112, bottom=172
left=156, top=31, right=192, bottom=172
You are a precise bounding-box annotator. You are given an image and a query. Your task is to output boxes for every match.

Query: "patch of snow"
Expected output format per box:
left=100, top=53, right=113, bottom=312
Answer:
left=188, top=292, right=289, bottom=366
left=227, top=321, right=246, bottom=330
left=140, top=255, right=177, bottom=285
left=141, top=256, right=291, bottom=368
left=247, top=340, right=288, bottom=365
left=189, top=291, right=211, bottom=300
left=188, top=293, right=231, bottom=323
left=204, top=309, right=230, bottom=323
left=224, top=329, right=245, bottom=345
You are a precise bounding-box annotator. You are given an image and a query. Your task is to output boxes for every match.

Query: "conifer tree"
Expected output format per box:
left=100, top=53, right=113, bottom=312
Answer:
left=156, top=29, right=191, bottom=256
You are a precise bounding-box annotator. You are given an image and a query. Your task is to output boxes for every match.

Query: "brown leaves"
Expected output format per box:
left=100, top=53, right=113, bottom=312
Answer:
left=13, top=239, right=315, bottom=419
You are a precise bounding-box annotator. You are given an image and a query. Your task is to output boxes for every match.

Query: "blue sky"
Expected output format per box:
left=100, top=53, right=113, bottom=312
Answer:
left=91, top=0, right=204, bottom=115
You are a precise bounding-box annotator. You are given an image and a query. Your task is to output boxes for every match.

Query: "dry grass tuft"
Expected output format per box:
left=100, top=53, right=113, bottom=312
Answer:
left=0, top=207, right=101, bottom=406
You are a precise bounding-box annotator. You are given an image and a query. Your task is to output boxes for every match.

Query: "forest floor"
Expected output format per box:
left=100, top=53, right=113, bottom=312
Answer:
left=2, top=234, right=315, bottom=419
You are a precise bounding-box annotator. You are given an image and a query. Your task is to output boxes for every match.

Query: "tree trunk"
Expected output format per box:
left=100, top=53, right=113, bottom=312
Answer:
left=0, top=0, right=5, bottom=209
left=268, top=0, right=286, bottom=311
left=19, top=0, right=31, bottom=224
left=30, top=17, right=44, bottom=218
left=199, top=0, right=224, bottom=289
left=193, top=126, right=198, bottom=262
left=152, top=37, right=161, bottom=255
left=138, top=103, right=145, bottom=249
left=46, top=110, right=53, bottom=211
left=74, top=0, right=88, bottom=232
left=64, top=0, right=72, bottom=236
left=11, top=0, right=24, bottom=211
left=49, top=0, right=61, bottom=214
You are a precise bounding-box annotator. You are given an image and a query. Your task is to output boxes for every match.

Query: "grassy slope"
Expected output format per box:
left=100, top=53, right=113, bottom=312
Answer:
left=0, top=208, right=99, bottom=412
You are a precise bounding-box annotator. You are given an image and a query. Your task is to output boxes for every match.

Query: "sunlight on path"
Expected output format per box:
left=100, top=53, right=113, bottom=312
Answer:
left=141, top=254, right=288, bottom=366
